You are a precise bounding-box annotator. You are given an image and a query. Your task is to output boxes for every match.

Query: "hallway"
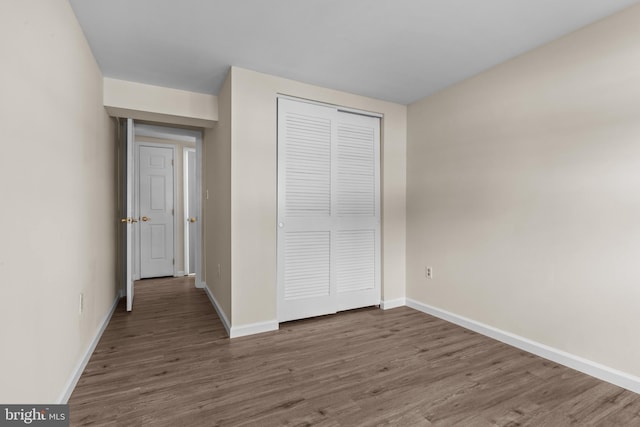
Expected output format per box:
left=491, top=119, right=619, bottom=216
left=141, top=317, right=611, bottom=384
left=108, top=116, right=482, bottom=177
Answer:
left=69, top=277, right=225, bottom=424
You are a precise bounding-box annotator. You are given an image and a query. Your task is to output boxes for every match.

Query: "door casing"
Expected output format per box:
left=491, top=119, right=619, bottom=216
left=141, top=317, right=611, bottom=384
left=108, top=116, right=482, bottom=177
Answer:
left=184, top=147, right=197, bottom=275
left=119, top=121, right=205, bottom=308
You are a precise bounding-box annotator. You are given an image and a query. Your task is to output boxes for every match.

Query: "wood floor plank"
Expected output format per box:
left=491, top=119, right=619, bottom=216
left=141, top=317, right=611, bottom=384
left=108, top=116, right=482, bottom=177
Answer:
left=69, top=277, right=640, bottom=426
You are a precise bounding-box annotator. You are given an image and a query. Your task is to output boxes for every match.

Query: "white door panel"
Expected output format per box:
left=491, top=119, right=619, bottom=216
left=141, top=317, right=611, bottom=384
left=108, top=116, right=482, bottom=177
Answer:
left=139, top=145, right=175, bottom=278
left=280, top=229, right=334, bottom=321
left=334, top=112, right=381, bottom=311
left=277, top=98, right=380, bottom=322
left=335, top=228, right=379, bottom=311
left=125, top=119, right=135, bottom=311
left=278, top=101, right=336, bottom=322
left=336, top=122, right=377, bottom=217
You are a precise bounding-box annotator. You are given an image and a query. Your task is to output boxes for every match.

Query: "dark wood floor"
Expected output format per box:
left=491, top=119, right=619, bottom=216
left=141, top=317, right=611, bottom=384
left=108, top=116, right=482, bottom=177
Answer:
left=70, top=277, right=640, bottom=426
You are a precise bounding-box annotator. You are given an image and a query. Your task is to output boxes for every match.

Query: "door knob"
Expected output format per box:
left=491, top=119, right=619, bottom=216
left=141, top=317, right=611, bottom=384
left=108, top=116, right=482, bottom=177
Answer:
left=120, top=218, right=131, bottom=223
left=141, top=216, right=150, bottom=222
left=189, top=217, right=197, bottom=223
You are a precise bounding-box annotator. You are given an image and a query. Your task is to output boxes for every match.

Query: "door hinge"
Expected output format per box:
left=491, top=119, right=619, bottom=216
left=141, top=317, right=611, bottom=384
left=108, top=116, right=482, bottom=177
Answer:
left=171, top=159, right=174, bottom=166
left=173, top=259, right=175, bottom=265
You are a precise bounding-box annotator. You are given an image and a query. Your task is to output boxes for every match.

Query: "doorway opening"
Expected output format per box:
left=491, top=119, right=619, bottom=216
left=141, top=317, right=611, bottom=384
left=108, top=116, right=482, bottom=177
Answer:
left=118, top=119, right=204, bottom=311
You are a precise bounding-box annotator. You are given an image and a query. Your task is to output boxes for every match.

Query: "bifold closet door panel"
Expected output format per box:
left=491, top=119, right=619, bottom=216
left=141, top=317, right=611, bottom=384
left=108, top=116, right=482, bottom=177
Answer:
left=277, top=99, right=336, bottom=322
left=334, top=112, right=381, bottom=311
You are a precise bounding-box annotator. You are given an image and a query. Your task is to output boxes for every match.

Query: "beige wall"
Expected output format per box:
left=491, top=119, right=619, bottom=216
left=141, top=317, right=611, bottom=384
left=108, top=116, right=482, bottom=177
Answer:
left=407, top=5, right=640, bottom=377
left=104, top=78, right=218, bottom=128
left=0, top=0, right=117, bottom=402
left=229, top=67, right=407, bottom=326
left=203, top=71, right=232, bottom=321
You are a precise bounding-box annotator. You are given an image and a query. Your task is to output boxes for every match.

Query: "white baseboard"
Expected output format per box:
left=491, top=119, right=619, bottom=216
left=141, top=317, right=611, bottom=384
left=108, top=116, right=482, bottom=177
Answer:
left=195, top=278, right=205, bottom=289
left=201, top=283, right=279, bottom=339
left=406, top=298, right=640, bottom=394
left=201, top=283, right=231, bottom=337
left=230, top=320, right=279, bottom=339
left=381, top=298, right=406, bottom=310
left=175, top=270, right=185, bottom=277
left=58, top=292, right=121, bottom=403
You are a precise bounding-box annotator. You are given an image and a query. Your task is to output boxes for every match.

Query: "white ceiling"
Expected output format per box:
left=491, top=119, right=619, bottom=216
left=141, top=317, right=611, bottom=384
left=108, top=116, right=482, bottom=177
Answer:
left=69, top=0, right=639, bottom=105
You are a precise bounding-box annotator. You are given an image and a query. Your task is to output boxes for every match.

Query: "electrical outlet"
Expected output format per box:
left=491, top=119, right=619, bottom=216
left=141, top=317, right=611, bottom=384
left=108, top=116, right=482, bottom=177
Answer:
left=217, top=264, right=221, bottom=279
left=425, top=266, right=433, bottom=279
left=79, top=293, right=84, bottom=314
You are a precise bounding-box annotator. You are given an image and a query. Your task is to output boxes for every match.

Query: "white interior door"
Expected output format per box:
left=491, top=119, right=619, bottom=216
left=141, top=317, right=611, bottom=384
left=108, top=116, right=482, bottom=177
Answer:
left=185, top=148, right=196, bottom=274
left=139, top=145, right=175, bottom=278
left=125, top=119, right=135, bottom=311
left=277, top=98, right=380, bottom=322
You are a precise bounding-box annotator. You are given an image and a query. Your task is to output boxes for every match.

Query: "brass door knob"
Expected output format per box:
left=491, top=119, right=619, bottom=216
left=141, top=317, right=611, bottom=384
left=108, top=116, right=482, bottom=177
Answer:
left=189, top=217, right=196, bottom=223
left=141, top=216, right=150, bottom=222
left=120, top=218, right=130, bottom=223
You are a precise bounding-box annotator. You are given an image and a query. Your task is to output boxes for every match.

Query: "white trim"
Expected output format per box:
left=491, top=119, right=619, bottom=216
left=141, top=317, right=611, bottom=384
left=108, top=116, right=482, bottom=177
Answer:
left=183, top=147, right=189, bottom=274
left=58, top=293, right=121, bottom=403
left=194, top=132, right=203, bottom=290
left=276, top=94, right=383, bottom=118
left=380, top=297, right=406, bottom=310
left=183, top=147, right=196, bottom=275
left=175, top=270, right=185, bottom=277
left=202, top=283, right=231, bottom=337
left=201, top=284, right=279, bottom=339
left=230, top=321, right=279, bottom=339
left=135, top=123, right=200, bottom=143
left=406, top=298, right=640, bottom=394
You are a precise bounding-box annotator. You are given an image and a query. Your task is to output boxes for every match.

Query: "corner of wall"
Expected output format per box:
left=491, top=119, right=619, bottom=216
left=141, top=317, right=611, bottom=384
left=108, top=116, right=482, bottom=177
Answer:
left=202, top=69, right=233, bottom=333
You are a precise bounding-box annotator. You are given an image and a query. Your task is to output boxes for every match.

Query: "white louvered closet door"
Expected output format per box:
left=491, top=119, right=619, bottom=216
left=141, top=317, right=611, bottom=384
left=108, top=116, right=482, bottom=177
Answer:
left=333, top=111, right=381, bottom=312
left=277, top=98, right=380, bottom=322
